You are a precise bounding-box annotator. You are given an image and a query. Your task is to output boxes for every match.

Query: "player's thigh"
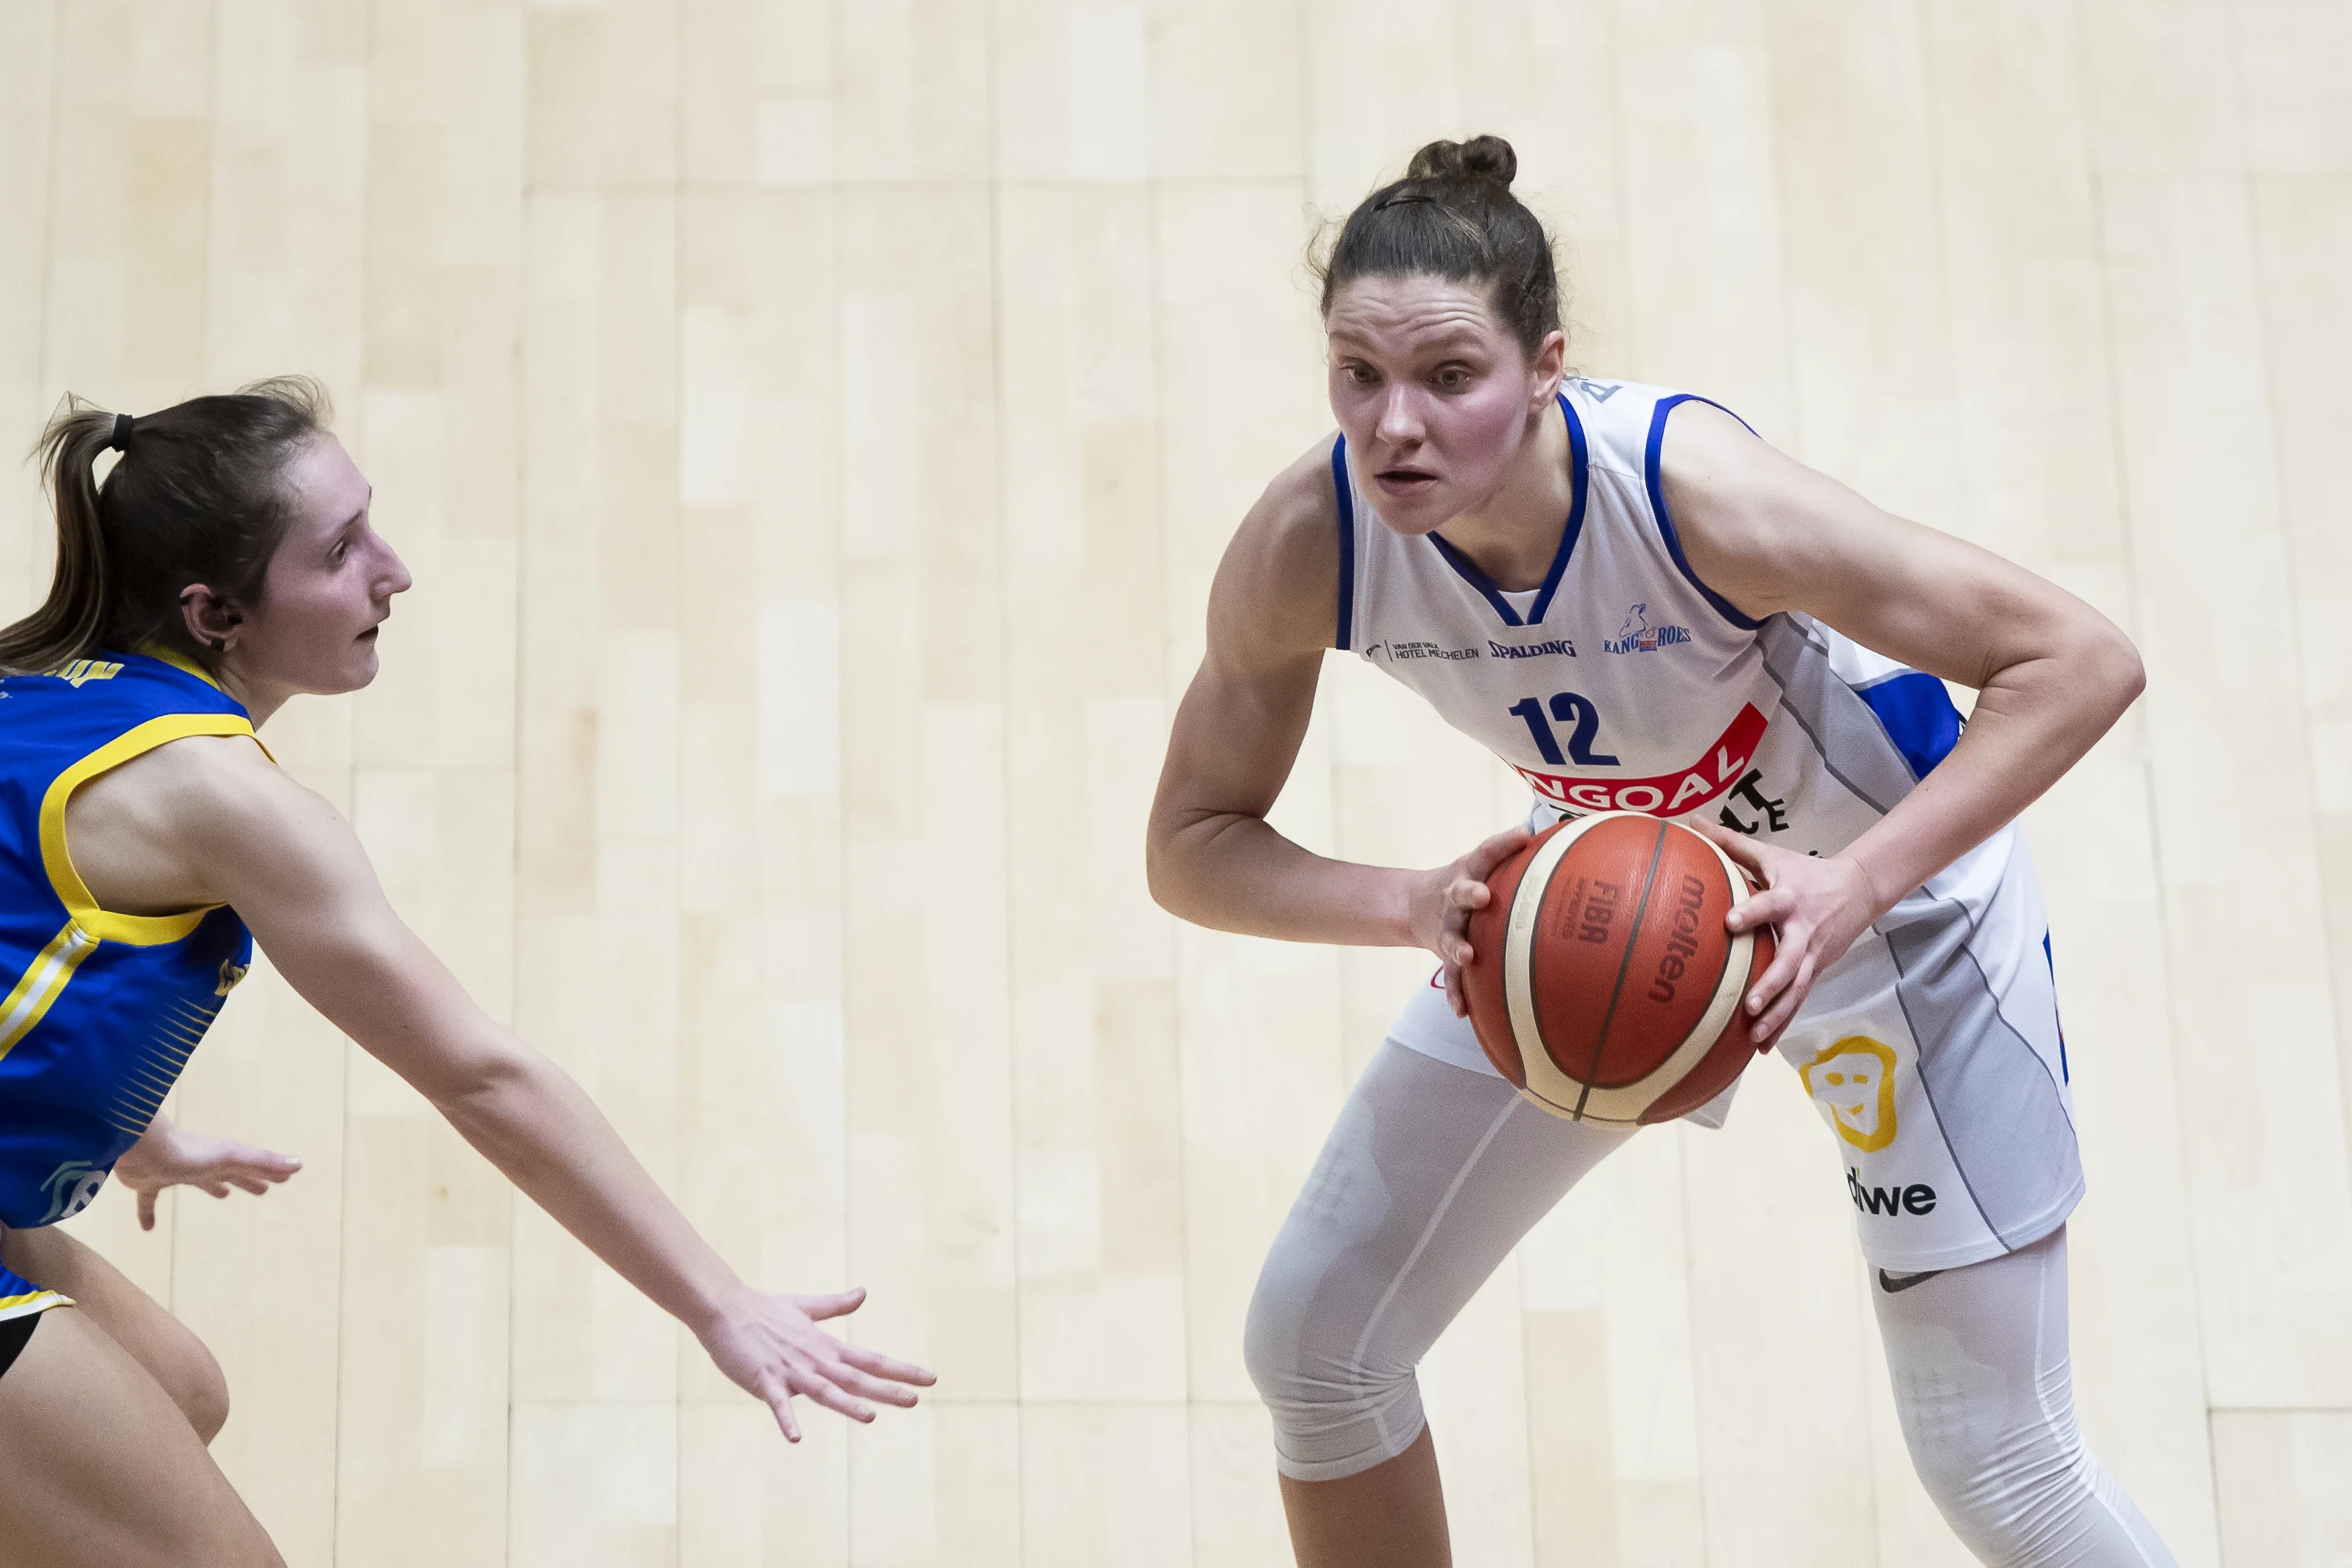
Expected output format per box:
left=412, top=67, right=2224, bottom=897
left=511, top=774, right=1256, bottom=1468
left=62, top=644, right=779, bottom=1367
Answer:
left=0, top=1307, right=279, bottom=1568
left=0, top=1223, right=227, bottom=1440
left=1251, top=1040, right=1631, bottom=1370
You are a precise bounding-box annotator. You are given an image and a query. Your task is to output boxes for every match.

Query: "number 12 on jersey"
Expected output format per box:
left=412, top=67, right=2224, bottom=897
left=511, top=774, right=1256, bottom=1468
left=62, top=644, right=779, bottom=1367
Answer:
left=1508, top=692, right=1619, bottom=767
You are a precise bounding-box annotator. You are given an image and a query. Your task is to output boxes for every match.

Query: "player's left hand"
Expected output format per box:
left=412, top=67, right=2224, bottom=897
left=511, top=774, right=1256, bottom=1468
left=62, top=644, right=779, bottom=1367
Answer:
left=1698, top=824, right=1882, bottom=1044
left=695, top=1283, right=938, bottom=1442
left=112, top=1113, right=303, bottom=1230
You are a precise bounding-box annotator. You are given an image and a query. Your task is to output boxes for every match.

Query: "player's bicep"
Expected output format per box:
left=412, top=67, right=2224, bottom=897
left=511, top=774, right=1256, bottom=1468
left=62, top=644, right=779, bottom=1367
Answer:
left=188, top=773, right=512, bottom=1102
left=1662, top=407, right=2086, bottom=688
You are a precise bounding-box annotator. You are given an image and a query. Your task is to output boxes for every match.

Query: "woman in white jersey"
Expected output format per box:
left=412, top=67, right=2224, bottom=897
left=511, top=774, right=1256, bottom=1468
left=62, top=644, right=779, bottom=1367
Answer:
left=1147, top=137, right=2175, bottom=1568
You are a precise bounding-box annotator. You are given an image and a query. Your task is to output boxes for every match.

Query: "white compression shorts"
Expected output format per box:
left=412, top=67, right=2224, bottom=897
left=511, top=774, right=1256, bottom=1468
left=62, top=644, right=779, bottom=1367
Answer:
left=1244, top=1041, right=2176, bottom=1566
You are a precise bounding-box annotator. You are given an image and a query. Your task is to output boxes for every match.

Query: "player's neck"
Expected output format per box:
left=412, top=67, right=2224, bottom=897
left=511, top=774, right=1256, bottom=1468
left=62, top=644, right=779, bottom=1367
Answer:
left=1432, top=402, right=1574, bottom=591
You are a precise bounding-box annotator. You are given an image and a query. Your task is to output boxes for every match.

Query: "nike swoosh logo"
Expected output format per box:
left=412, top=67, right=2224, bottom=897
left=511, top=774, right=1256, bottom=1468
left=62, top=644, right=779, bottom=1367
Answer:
left=1877, top=1268, right=1944, bottom=1295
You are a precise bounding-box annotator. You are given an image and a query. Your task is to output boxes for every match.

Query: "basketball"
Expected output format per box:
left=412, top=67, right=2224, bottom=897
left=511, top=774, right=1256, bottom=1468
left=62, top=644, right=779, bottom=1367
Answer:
left=1462, top=812, right=1778, bottom=1125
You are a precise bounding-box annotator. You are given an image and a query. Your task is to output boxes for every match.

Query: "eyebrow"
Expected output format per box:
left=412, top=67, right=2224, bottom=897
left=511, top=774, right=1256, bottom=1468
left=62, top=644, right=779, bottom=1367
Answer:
left=1328, top=326, right=1491, bottom=353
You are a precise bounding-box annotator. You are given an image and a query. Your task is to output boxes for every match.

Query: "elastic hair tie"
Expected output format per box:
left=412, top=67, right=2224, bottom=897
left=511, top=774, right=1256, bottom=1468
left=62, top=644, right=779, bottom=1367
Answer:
left=109, top=413, right=134, bottom=452
left=1374, top=191, right=1437, bottom=212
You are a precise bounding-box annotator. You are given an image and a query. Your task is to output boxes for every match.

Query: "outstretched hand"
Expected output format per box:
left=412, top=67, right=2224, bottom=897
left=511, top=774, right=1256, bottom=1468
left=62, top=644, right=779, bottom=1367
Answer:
left=1699, top=823, right=1883, bottom=1043
left=1413, top=825, right=1534, bottom=1018
left=697, top=1284, right=938, bottom=1442
left=111, top=1114, right=304, bottom=1231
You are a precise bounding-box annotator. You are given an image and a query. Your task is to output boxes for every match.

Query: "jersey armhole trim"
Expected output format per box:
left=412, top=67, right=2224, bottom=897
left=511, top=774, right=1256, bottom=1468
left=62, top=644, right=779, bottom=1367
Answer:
left=1331, top=436, right=1357, bottom=651
left=1644, top=393, right=1764, bottom=632
left=1527, top=390, right=1591, bottom=624
left=39, top=714, right=270, bottom=946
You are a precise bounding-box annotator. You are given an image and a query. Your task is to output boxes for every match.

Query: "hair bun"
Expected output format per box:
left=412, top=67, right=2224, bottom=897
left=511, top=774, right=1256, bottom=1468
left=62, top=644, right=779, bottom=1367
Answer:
left=1405, top=135, right=1517, bottom=192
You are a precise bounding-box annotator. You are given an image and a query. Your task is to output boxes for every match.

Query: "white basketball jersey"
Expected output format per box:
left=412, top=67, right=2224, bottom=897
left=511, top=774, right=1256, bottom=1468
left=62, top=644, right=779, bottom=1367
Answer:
left=1338, top=377, right=1962, bottom=855
left=1341, top=377, right=2085, bottom=1272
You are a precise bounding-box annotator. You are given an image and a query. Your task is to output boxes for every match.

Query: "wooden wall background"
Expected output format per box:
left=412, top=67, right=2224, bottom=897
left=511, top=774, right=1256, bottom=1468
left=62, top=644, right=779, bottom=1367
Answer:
left=4, top=1, right=2349, bottom=1562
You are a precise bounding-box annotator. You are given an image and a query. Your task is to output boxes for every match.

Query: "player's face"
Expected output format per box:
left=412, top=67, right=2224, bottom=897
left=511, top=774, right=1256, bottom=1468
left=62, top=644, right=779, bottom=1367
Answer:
left=1325, top=274, right=1556, bottom=534
left=232, top=436, right=412, bottom=698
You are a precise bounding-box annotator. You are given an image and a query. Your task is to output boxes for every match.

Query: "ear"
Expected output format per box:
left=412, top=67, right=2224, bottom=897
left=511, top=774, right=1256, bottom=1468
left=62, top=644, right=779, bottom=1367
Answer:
left=179, top=585, right=244, bottom=653
left=1527, top=328, right=1566, bottom=411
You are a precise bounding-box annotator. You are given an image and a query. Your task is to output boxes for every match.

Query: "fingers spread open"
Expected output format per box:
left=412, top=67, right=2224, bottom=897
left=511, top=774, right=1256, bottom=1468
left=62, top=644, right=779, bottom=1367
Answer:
left=839, top=1344, right=937, bottom=1386
left=1753, top=953, right=1815, bottom=1041
left=1730, top=886, right=1795, bottom=931
left=1473, top=825, right=1531, bottom=873
left=795, top=1369, right=877, bottom=1424
left=1748, top=936, right=1802, bottom=1017
left=1697, top=821, right=1764, bottom=869
left=825, top=1361, right=923, bottom=1407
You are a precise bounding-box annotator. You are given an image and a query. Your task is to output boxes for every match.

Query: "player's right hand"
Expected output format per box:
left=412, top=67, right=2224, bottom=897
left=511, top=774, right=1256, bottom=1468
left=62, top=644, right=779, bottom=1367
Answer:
left=1414, top=825, right=1532, bottom=1018
left=112, top=1113, right=303, bottom=1231
left=694, top=1283, right=937, bottom=1442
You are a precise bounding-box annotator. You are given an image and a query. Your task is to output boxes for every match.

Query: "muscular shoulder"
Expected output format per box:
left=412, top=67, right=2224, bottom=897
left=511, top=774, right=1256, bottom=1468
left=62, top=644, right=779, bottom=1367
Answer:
left=1656, top=399, right=1886, bottom=622
left=1207, top=434, right=1345, bottom=669
left=66, top=734, right=315, bottom=913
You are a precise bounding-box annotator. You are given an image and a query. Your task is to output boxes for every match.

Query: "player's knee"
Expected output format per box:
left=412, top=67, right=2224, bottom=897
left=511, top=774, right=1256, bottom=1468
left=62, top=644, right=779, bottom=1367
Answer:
left=164, top=1334, right=232, bottom=1445
left=1903, top=1413, right=2100, bottom=1566
left=1243, top=1249, right=1424, bottom=1480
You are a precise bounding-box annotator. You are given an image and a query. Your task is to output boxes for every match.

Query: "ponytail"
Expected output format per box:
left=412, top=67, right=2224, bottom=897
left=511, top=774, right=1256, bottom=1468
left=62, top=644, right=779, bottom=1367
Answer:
left=0, top=403, right=118, bottom=675
left=2, top=377, right=332, bottom=677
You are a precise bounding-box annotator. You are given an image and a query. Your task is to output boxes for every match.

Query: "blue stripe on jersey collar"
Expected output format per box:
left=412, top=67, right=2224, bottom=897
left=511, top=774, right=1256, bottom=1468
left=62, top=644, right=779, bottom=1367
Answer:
left=1424, top=390, right=1588, bottom=629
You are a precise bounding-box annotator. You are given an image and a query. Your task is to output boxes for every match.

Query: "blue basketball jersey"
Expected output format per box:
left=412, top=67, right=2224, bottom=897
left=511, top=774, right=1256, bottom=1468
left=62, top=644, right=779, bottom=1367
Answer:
left=0, top=648, right=267, bottom=1243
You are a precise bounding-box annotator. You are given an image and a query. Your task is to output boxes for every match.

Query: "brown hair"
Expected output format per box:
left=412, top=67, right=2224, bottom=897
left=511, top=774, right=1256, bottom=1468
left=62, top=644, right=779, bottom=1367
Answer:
left=2, top=377, right=332, bottom=676
left=1315, top=135, right=1563, bottom=358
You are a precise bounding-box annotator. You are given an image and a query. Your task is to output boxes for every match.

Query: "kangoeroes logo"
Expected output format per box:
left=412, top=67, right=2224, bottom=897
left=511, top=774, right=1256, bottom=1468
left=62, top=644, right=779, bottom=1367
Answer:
left=37, top=1160, right=106, bottom=1224
left=1801, top=1036, right=1898, bottom=1152
left=1602, top=603, right=1692, bottom=655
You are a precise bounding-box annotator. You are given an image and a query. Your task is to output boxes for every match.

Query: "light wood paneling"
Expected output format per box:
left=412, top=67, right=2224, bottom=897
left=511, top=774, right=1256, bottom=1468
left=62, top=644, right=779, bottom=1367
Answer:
left=9, top=3, right=2350, bottom=1563
left=2213, top=1410, right=2352, bottom=1566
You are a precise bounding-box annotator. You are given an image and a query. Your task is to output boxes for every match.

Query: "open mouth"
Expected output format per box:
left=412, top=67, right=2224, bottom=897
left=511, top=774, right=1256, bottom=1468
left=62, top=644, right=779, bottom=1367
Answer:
left=1375, top=467, right=1438, bottom=495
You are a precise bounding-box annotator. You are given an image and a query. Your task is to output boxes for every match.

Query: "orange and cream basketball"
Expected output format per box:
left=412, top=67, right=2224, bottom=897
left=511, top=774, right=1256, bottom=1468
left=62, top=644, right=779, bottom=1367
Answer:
left=1462, top=812, right=1776, bottom=1125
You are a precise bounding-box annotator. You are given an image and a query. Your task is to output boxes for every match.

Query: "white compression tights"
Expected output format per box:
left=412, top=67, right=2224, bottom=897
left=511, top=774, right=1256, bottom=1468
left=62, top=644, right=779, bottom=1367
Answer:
left=1243, top=1041, right=2175, bottom=1567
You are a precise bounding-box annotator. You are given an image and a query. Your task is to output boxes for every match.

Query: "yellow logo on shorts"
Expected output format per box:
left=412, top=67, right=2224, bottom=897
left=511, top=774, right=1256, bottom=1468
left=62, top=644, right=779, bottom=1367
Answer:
left=1801, top=1036, right=1898, bottom=1152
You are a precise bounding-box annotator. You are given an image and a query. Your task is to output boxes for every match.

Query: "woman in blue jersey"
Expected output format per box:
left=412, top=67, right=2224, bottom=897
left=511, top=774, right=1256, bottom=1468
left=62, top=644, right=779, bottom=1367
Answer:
left=0, top=381, right=932, bottom=1566
left=1147, top=139, right=2175, bottom=1567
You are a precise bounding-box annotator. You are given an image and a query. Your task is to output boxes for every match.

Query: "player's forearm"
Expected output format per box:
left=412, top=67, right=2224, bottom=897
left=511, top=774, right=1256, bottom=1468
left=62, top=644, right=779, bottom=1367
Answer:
left=439, top=1047, right=745, bottom=1334
left=1841, top=623, right=2144, bottom=911
left=1148, top=809, right=1421, bottom=948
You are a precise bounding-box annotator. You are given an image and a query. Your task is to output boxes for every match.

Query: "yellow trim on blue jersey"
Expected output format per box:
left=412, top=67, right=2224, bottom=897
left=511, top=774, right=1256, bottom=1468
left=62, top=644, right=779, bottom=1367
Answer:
left=38, top=713, right=269, bottom=946
left=139, top=643, right=227, bottom=692
left=0, top=920, right=100, bottom=1062
left=0, top=1289, right=74, bottom=1320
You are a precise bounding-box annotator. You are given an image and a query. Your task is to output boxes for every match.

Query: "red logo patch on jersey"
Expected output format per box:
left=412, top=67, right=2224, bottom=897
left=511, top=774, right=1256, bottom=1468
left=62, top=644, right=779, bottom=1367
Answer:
left=1514, top=703, right=1768, bottom=817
